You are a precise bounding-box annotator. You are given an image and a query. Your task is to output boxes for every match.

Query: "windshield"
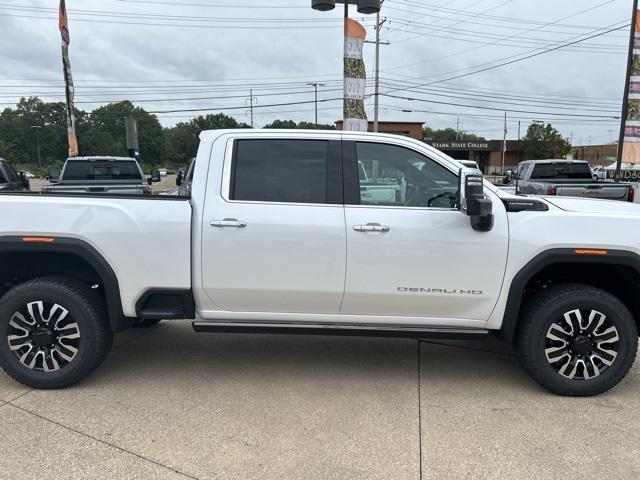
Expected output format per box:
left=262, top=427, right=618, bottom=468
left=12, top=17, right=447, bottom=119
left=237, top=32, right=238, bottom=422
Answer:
left=531, top=162, right=592, bottom=180
left=63, top=160, right=143, bottom=181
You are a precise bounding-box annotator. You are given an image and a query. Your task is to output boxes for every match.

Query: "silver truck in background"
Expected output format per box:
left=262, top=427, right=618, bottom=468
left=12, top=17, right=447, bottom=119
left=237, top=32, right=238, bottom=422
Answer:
left=503, top=159, right=635, bottom=202
left=42, top=156, right=160, bottom=196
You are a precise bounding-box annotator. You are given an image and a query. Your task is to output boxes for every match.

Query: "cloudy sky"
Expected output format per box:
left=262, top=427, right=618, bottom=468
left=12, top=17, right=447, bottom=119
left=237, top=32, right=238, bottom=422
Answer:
left=0, top=0, right=633, bottom=144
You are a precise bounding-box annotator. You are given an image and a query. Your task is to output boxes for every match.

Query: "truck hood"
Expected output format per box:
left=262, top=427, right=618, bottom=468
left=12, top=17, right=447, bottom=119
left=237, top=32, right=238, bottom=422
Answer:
left=543, top=196, right=640, bottom=215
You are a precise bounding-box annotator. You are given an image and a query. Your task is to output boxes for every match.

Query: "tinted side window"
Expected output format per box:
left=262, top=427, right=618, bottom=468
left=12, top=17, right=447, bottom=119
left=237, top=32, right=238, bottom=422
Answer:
left=0, top=165, right=7, bottom=184
left=356, top=142, right=458, bottom=208
left=232, top=140, right=328, bottom=204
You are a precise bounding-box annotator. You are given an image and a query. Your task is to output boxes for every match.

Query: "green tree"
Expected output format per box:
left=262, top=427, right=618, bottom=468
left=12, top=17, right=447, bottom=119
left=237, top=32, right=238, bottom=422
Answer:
left=81, top=101, right=165, bottom=163
left=521, top=122, right=571, bottom=159
left=422, top=126, right=485, bottom=141
left=264, top=119, right=298, bottom=129
left=163, top=113, right=250, bottom=165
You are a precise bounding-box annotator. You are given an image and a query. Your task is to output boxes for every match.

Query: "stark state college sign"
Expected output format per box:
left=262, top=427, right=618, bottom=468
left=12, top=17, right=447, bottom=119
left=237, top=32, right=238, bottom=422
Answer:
left=432, top=141, right=490, bottom=150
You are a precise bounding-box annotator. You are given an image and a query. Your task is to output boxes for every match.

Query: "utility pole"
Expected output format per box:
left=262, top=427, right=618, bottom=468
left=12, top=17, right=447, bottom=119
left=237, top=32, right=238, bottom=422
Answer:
left=30, top=125, right=42, bottom=168
left=616, top=0, right=639, bottom=181
left=501, top=112, right=507, bottom=175
left=455, top=117, right=460, bottom=140
left=517, top=120, right=521, bottom=141
left=307, top=82, right=326, bottom=126
left=364, top=3, right=388, bottom=133
left=246, top=89, right=257, bottom=128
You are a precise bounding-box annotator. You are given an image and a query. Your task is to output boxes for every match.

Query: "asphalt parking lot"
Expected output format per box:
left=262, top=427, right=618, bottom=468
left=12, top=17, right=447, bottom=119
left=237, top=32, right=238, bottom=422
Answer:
left=1, top=321, right=639, bottom=480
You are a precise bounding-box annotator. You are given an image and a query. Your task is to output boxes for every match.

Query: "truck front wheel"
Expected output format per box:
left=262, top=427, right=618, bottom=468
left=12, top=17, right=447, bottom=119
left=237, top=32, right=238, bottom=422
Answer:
left=515, top=283, right=638, bottom=396
left=0, top=277, right=113, bottom=389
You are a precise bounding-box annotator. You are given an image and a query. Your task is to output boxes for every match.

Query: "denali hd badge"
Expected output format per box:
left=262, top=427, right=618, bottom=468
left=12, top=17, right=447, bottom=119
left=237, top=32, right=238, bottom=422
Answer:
left=397, top=287, right=483, bottom=295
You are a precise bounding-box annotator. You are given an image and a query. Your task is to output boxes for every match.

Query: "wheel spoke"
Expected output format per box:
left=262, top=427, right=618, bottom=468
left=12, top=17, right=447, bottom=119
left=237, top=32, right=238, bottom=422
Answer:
left=545, top=345, right=568, bottom=363
left=8, top=334, right=32, bottom=351
left=56, top=343, right=78, bottom=362
left=56, top=322, right=80, bottom=340
left=26, top=301, right=45, bottom=325
left=546, top=323, right=572, bottom=342
left=48, top=304, right=69, bottom=328
left=585, top=355, right=602, bottom=379
left=584, top=310, right=606, bottom=334
left=593, top=346, right=617, bottom=366
left=593, top=326, right=619, bottom=344
left=9, top=312, right=35, bottom=332
left=563, top=309, right=580, bottom=335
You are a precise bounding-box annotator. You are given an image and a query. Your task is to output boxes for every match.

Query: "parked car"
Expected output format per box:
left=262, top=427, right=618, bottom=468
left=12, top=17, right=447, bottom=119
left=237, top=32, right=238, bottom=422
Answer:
left=41, top=156, right=160, bottom=196
left=176, top=158, right=195, bottom=197
left=0, top=157, right=30, bottom=192
left=1, top=130, right=640, bottom=397
left=591, top=165, right=606, bottom=181
left=459, top=160, right=481, bottom=170
left=158, top=168, right=168, bottom=177
left=504, top=160, right=634, bottom=201
left=22, top=171, right=36, bottom=179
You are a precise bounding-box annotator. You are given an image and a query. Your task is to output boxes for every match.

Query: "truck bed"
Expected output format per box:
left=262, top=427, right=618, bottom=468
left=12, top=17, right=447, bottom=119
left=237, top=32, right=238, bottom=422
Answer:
left=0, top=193, right=192, bottom=317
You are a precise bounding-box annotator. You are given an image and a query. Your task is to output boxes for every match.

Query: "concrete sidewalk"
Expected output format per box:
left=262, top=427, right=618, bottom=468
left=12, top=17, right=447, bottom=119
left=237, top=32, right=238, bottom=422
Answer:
left=1, top=321, right=639, bottom=479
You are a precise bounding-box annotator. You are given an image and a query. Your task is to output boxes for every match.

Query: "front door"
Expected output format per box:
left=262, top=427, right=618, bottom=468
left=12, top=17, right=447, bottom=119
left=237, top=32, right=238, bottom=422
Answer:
left=201, top=137, right=346, bottom=314
left=341, top=140, right=509, bottom=322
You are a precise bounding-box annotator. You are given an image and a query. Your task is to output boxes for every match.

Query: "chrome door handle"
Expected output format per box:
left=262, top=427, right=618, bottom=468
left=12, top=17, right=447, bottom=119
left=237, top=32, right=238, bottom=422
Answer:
left=210, top=219, right=247, bottom=228
left=353, top=223, right=390, bottom=233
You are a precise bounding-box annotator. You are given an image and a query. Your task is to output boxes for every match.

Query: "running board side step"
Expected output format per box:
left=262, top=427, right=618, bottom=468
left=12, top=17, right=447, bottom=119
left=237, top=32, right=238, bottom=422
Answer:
left=192, top=321, right=490, bottom=340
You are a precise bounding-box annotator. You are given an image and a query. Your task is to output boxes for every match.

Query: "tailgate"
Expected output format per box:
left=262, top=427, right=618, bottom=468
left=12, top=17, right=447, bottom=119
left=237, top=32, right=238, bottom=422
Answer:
left=556, top=183, right=629, bottom=201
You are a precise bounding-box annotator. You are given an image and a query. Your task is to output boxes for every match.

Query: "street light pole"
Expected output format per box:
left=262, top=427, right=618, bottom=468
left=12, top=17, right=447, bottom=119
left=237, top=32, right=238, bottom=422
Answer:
left=307, top=82, right=326, bottom=126
left=30, top=126, right=42, bottom=168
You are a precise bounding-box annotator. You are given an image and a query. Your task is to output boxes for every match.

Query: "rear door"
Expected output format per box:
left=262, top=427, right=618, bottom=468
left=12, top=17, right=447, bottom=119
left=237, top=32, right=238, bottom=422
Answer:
left=201, top=136, right=346, bottom=314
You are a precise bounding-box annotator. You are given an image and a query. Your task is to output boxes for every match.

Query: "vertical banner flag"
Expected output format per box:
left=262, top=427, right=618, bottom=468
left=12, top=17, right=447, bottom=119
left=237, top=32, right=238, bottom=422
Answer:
left=619, top=4, right=640, bottom=167
left=59, top=0, right=79, bottom=157
left=344, top=18, right=368, bottom=132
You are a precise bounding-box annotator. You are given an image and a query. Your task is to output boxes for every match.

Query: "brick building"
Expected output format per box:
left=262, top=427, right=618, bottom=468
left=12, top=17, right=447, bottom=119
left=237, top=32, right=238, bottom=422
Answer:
left=335, top=121, right=424, bottom=140
left=570, top=143, right=617, bottom=166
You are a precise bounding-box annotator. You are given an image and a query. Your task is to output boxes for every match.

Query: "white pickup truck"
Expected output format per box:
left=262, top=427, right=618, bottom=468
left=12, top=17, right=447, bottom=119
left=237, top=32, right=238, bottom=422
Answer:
left=0, top=130, right=639, bottom=396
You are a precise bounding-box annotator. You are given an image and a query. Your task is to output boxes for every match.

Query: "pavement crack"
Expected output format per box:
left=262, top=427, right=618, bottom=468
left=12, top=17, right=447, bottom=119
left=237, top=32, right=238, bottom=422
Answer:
left=5, top=403, right=202, bottom=480
left=417, top=340, right=423, bottom=480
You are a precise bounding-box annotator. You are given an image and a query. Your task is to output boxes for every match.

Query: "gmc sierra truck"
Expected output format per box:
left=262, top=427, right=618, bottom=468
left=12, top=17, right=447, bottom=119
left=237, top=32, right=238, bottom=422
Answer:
left=41, top=156, right=158, bottom=196
left=504, top=159, right=634, bottom=201
left=0, top=130, right=638, bottom=396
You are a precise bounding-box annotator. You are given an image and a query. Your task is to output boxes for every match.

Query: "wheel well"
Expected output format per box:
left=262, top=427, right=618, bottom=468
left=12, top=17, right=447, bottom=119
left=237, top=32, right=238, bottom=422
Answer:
left=0, top=247, right=129, bottom=332
left=521, top=263, right=640, bottom=323
left=502, top=252, right=640, bottom=343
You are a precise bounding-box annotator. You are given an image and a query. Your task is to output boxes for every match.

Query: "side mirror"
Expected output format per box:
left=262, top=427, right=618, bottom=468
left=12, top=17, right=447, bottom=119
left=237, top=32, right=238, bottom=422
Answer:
left=458, top=167, right=493, bottom=232
left=150, top=169, right=161, bottom=183
left=176, top=172, right=183, bottom=187
left=19, top=172, right=30, bottom=190
left=147, top=177, right=153, bottom=186
left=49, top=169, right=60, bottom=183
left=502, top=170, right=512, bottom=184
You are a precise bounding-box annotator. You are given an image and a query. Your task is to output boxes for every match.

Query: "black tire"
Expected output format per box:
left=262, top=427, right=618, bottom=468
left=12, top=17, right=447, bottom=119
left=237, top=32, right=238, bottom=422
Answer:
left=132, top=318, right=162, bottom=328
left=515, top=283, right=638, bottom=396
left=0, top=277, right=113, bottom=389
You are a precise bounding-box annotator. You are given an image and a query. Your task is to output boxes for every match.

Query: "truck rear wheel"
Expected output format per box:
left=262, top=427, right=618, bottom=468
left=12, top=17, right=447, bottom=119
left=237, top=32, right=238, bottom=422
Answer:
left=0, top=277, right=113, bottom=389
left=515, top=283, right=638, bottom=396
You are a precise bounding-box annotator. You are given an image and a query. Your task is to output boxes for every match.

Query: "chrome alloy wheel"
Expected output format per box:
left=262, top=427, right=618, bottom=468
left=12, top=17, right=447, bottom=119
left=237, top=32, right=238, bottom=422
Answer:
left=7, top=301, right=81, bottom=372
left=544, top=308, right=619, bottom=380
